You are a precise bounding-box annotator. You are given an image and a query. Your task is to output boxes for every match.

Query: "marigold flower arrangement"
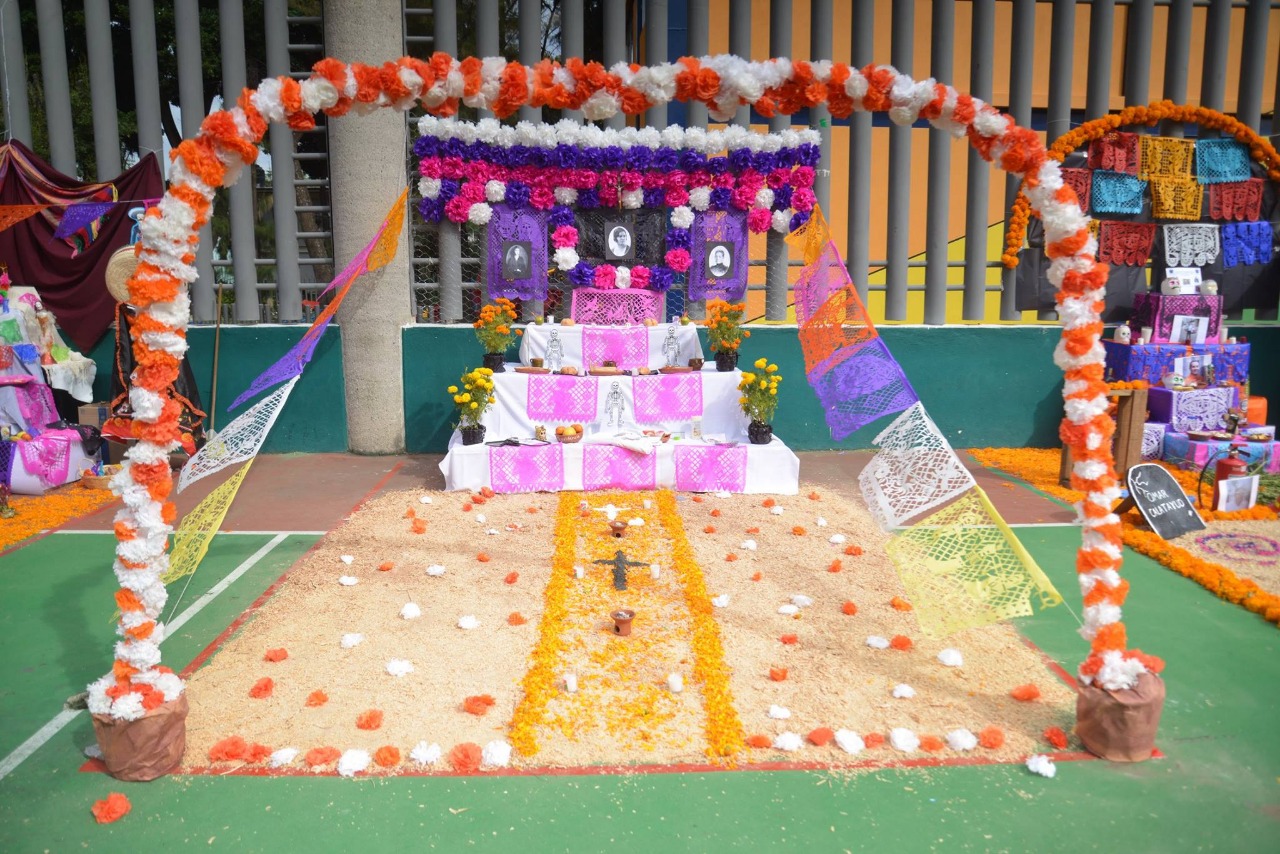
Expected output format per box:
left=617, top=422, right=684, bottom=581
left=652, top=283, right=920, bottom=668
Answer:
left=704, top=300, right=749, bottom=353
left=473, top=298, right=519, bottom=354
left=449, top=367, right=495, bottom=427
left=738, top=358, right=782, bottom=424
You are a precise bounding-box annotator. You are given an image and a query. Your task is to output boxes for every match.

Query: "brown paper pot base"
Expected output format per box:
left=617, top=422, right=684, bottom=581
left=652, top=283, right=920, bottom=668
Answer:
left=1076, top=672, right=1165, bottom=762
left=92, top=693, right=189, bottom=781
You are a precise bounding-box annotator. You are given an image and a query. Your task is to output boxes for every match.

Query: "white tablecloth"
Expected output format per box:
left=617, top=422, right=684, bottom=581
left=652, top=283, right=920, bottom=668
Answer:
left=439, top=434, right=800, bottom=495
left=43, top=356, right=97, bottom=402
left=518, top=323, right=704, bottom=370
left=481, top=364, right=748, bottom=440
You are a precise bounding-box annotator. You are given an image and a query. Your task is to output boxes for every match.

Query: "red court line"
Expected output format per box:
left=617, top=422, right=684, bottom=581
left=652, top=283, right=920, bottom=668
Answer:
left=177, top=461, right=406, bottom=680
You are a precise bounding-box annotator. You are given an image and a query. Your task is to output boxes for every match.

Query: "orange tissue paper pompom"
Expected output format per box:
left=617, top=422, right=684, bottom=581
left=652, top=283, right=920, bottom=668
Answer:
left=481, top=486, right=495, bottom=498
left=704, top=525, right=717, bottom=534
left=462, top=503, right=472, bottom=512
left=769, top=667, right=788, bottom=682
left=305, top=746, right=341, bottom=767
left=249, top=677, right=274, bottom=699
left=762, top=498, right=776, bottom=508
left=1044, top=726, right=1069, bottom=750
left=780, top=634, right=798, bottom=645
left=356, top=709, right=384, bottom=730
left=477, top=552, right=491, bottom=563
left=724, top=553, right=738, bottom=562
left=978, top=726, right=1005, bottom=749
left=91, top=792, right=132, bottom=824
left=379, top=561, right=395, bottom=572
left=808, top=727, right=835, bottom=747
left=508, top=612, right=528, bottom=626
left=245, top=743, right=272, bottom=763
left=1011, top=684, right=1042, bottom=702
left=691, top=495, right=704, bottom=503
left=263, top=648, right=288, bottom=662
left=208, top=736, right=249, bottom=762
left=504, top=572, right=519, bottom=585
left=710, top=509, right=722, bottom=517
left=404, top=507, right=416, bottom=519
left=791, top=526, right=807, bottom=536
left=449, top=742, right=483, bottom=773
left=844, top=545, right=863, bottom=556
left=305, top=690, right=328, bottom=707
left=745, top=734, right=772, bottom=749
left=411, top=519, right=428, bottom=534
left=526, top=506, right=539, bottom=514
left=889, top=635, right=913, bottom=651
left=463, top=694, right=497, bottom=716
left=863, top=732, right=886, bottom=749
left=920, top=735, right=945, bottom=752
left=746, top=526, right=760, bottom=534
left=808, top=491, right=821, bottom=501
left=751, top=571, right=762, bottom=581
left=890, top=596, right=913, bottom=611
left=841, top=601, right=858, bottom=616
left=828, top=559, right=842, bottom=573
left=374, top=745, right=402, bottom=768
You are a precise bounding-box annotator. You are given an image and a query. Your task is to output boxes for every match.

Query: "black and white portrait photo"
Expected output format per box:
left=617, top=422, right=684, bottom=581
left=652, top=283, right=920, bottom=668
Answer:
left=705, top=241, right=734, bottom=280
left=604, top=222, right=634, bottom=260
left=502, top=240, right=532, bottom=281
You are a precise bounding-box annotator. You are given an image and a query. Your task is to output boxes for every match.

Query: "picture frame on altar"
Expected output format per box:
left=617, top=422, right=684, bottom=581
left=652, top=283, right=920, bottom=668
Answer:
left=1164, top=267, right=1202, bottom=294
left=1174, top=354, right=1211, bottom=381
left=705, top=241, right=735, bottom=280
left=1216, top=474, right=1259, bottom=513
left=604, top=221, right=635, bottom=261
left=1170, top=314, right=1209, bottom=345
left=501, top=240, right=533, bottom=281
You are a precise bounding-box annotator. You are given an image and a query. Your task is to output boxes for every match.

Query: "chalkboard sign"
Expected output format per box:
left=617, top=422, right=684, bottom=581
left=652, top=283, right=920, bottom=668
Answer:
left=1126, top=463, right=1206, bottom=540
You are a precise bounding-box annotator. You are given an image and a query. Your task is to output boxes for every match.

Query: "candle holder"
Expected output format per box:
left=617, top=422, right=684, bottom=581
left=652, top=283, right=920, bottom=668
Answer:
left=608, top=520, right=628, bottom=538
left=612, top=609, right=636, bottom=636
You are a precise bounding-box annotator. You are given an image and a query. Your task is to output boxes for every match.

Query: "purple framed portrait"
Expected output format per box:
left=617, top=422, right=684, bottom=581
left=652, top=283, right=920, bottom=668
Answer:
left=486, top=204, right=548, bottom=300
left=689, top=211, right=747, bottom=301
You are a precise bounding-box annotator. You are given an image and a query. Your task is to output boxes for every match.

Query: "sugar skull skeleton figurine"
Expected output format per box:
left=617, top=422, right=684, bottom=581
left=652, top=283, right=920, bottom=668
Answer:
left=661, top=323, right=681, bottom=368
left=605, top=380, right=626, bottom=427
left=545, top=329, right=564, bottom=373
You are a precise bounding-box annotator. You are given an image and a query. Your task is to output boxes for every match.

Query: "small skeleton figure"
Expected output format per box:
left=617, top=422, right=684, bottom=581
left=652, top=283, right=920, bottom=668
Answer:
left=662, top=323, right=681, bottom=367
left=605, top=380, right=626, bottom=427
left=545, top=329, right=564, bottom=372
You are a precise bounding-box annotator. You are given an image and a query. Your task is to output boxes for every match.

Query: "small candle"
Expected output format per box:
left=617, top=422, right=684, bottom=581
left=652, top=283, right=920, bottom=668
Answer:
left=650, top=564, right=661, bottom=579
left=668, top=673, right=684, bottom=693
left=574, top=565, right=584, bottom=579
left=564, top=673, right=578, bottom=693
left=642, top=499, right=652, bottom=509
left=546, top=314, right=555, bottom=324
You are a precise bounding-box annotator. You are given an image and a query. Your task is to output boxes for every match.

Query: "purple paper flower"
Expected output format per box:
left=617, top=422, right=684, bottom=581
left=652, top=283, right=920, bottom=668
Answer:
left=643, top=187, right=665, bottom=208
left=752, top=152, right=777, bottom=174
left=417, top=197, right=443, bottom=222
left=652, top=148, right=680, bottom=171
left=553, top=145, right=578, bottom=169
left=790, top=210, right=811, bottom=232
left=678, top=150, right=707, bottom=171
left=625, top=148, right=654, bottom=171
left=549, top=205, right=576, bottom=228
left=706, top=156, right=730, bottom=175
left=568, top=262, right=595, bottom=288
left=649, top=267, right=675, bottom=293
left=666, top=227, right=692, bottom=250
left=710, top=187, right=732, bottom=210
left=601, top=146, right=625, bottom=170
left=505, top=182, right=531, bottom=208
left=577, top=188, right=600, bottom=209
left=772, top=185, right=793, bottom=211
left=728, top=148, right=753, bottom=172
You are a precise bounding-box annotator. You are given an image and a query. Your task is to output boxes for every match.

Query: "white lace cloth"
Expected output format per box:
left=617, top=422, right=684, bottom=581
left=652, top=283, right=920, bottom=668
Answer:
left=178, top=377, right=299, bottom=492
left=858, top=403, right=976, bottom=530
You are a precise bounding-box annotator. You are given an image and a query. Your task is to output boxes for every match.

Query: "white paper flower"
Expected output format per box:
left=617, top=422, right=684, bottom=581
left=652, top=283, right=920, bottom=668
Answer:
left=772, top=210, right=792, bottom=233
left=866, top=635, right=890, bottom=649
left=341, top=632, right=364, bottom=648
left=269, top=747, right=299, bottom=767
left=670, top=205, right=695, bottom=229
left=485, top=179, right=506, bottom=202
left=410, top=741, right=442, bottom=765
left=337, top=749, right=371, bottom=777
left=770, top=506, right=784, bottom=516
left=486, top=528, right=499, bottom=536
left=615, top=266, right=631, bottom=289
left=419, top=177, right=442, bottom=199
left=829, top=534, right=847, bottom=544
left=1026, top=754, right=1057, bottom=778
left=339, top=575, right=359, bottom=586
left=892, top=684, right=916, bottom=699
left=475, top=513, right=486, bottom=524
left=387, top=658, right=414, bottom=677
left=621, top=189, right=644, bottom=209
left=754, top=188, right=775, bottom=209
left=778, top=604, right=800, bottom=616
left=816, top=517, right=828, bottom=527
left=889, top=728, right=920, bottom=752
left=468, top=203, right=493, bottom=225
left=458, top=615, right=480, bottom=630
left=773, top=732, right=804, bottom=752
left=937, top=648, right=964, bottom=667
left=834, top=730, right=865, bottom=755
left=768, top=705, right=792, bottom=720
left=401, top=603, right=422, bottom=620
left=482, top=740, right=513, bottom=768
left=689, top=187, right=711, bottom=212
left=628, top=517, right=645, bottom=527
left=554, top=187, right=578, bottom=205
left=946, top=728, right=978, bottom=751
left=419, top=495, right=433, bottom=504
left=340, top=555, right=354, bottom=565
left=553, top=247, right=580, bottom=271
left=790, top=594, right=814, bottom=608
left=740, top=539, right=758, bottom=551
left=711, top=594, right=730, bottom=608
left=426, top=564, right=446, bottom=577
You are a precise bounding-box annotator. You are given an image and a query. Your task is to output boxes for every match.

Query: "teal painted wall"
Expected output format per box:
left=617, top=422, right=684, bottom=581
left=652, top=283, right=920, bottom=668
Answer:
left=85, top=325, right=348, bottom=453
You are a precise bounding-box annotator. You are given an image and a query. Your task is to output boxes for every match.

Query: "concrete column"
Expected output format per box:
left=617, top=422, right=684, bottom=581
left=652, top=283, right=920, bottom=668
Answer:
left=34, top=0, right=76, bottom=175
left=176, top=0, right=216, bottom=322
left=518, top=0, right=544, bottom=318
left=265, top=0, right=303, bottom=321
left=130, top=0, right=165, bottom=171
left=84, top=0, right=122, bottom=179
left=0, top=0, right=31, bottom=146
left=561, top=0, right=584, bottom=122
left=219, top=0, right=261, bottom=321
left=326, top=0, right=410, bottom=453
left=433, top=1, right=463, bottom=326
left=603, top=0, right=627, bottom=129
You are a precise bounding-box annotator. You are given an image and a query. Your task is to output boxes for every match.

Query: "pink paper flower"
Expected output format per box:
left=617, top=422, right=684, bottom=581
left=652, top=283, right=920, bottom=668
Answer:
left=593, top=265, right=617, bottom=288
left=767, top=168, right=790, bottom=189
left=551, top=225, right=579, bottom=249
left=441, top=157, right=466, bottom=179
left=748, top=208, right=773, bottom=233
left=731, top=187, right=756, bottom=210
left=530, top=186, right=556, bottom=210
left=714, top=172, right=736, bottom=189
left=665, top=249, right=692, bottom=273
left=599, top=185, right=620, bottom=207
left=665, top=187, right=690, bottom=207
left=642, top=172, right=665, bottom=189
left=460, top=181, right=485, bottom=203
left=419, top=158, right=443, bottom=178
left=630, top=265, right=651, bottom=289
left=791, top=188, right=817, bottom=213
left=444, top=195, right=471, bottom=223
left=619, top=171, right=643, bottom=191
left=791, top=166, right=816, bottom=189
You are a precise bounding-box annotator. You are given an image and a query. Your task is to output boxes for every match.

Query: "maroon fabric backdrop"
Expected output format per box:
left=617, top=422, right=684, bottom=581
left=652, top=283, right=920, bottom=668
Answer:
left=0, top=142, right=164, bottom=351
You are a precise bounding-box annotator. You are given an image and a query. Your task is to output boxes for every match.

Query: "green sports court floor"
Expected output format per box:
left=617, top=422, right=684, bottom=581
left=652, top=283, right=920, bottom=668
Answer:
left=0, top=452, right=1276, bottom=852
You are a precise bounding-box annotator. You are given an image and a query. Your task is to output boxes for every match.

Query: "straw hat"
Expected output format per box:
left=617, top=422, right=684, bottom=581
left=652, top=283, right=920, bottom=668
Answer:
left=105, top=246, right=138, bottom=305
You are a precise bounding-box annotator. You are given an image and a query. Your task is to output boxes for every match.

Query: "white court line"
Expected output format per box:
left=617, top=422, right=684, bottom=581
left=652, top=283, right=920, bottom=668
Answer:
left=52, top=529, right=329, bottom=536
left=0, top=532, right=291, bottom=783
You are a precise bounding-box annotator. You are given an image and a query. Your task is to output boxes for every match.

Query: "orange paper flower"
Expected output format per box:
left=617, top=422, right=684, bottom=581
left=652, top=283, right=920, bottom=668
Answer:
left=841, top=601, right=858, bottom=616
left=919, top=735, right=945, bottom=752
left=746, top=734, right=772, bottom=749
left=863, top=732, right=886, bottom=749
left=791, top=526, right=807, bottom=536
left=305, top=690, right=328, bottom=707
left=462, top=503, right=472, bottom=512
left=91, top=792, right=131, bottom=824
left=978, top=726, right=1005, bottom=749
left=808, top=492, right=821, bottom=501
left=746, top=527, right=760, bottom=534
left=356, top=709, right=384, bottom=730
left=769, top=667, right=788, bottom=682
left=374, top=745, right=401, bottom=768
left=449, top=742, right=483, bottom=773
left=208, top=735, right=248, bottom=762
left=889, top=635, right=913, bottom=651
left=504, top=571, right=519, bottom=585
left=264, top=648, right=288, bottom=662
left=463, top=694, right=497, bottom=716
left=725, top=553, right=738, bottom=562
left=807, top=727, right=834, bottom=746
left=305, top=746, right=341, bottom=767
left=477, top=552, right=491, bottom=563
left=704, top=525, right=717, bottom=534
left=249, top=677, right=274, bottom=699
left=890, top=596, right=913, bottom=611
left=507, top=612, right=528, bottom=626
left=710, top=509, right=721, bottom=517
left=1044, top=726, right=1069, bottom=750
left=762, top=498, right=776, bottom=508
left=780, top=634, right=798, bottom=645
left=411, top=519, right=427, bottom=534
left=750, top=572, right=762, bottom=581
left=844, top=545, right=863, bottom=556
left=379, top=561, right=395, bottom=572
left=828, top=559, right=842, bottom=573
left=1010, top=684, right=1042, bottom=702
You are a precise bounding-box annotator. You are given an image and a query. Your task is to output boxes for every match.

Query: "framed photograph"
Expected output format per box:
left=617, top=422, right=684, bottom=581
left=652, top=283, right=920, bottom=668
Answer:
left=1215, top=474, right=1259, bottom=513
left=1174, top=354, right=1212, bottom=380
left=603, top=221, right=635, bottom=261
left=704, top=241, right=735, bottom=280
left=501, top=240, right=533, bottom=281
left=1169, top=314, right=1209, bottom=345
left=1165, top=267, right=1202, bottom=293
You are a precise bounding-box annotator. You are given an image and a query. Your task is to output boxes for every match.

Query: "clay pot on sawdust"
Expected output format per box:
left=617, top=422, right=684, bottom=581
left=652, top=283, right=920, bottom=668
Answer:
left=612, top=609, right=636, bottom=636
left=1075, top=672, right=1165, bottom=762
left=91, top=693, right=189, bottom=782
left=608, top=520, right=628, bottom=538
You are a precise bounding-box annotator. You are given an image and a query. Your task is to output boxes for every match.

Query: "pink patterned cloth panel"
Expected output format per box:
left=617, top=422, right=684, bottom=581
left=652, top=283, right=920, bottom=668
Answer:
left=526, top=374, right=598, bottom=422
left=16, top=429, right=73, bottom=487
left=489, top=442, right=564, bottom=493
left=632, top=374, right=703, bottom=423
left=581, top=326, right=649, bottom=370
left=673, top=444, right=748, bottom=493
left=571, top=287, right=663, bottom=325
left=2, top=376, right=58, bottom=433
left=583, top=444, right=657, bottom=491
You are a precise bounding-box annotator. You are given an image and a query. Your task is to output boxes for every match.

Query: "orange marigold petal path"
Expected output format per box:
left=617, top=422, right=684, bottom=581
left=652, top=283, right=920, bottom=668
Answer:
left=0, top=487, right=117, bottom=551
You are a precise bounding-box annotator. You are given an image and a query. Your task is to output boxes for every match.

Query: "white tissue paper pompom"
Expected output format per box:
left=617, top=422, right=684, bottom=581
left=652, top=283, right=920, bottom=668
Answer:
left=458, top=615, right=480, bottom=630
left=553, top=247, right=580, bottom=270
left=773, top=732, right=804, bottom=752
left=337, top=749, right=371, bottom=777
left=834, top=729, right=865, bottom=755
left=419, top=495, right=433, bottom=504
left=790, top=594, right=814, bottom=608
left=386, top=658, right=414, bottom=677
left=341, top=633, right=364, bottom=648
left=711, top=594, right=730, bottom=608
left=768, top=705, right=792, bottom=720
left=778, top=604, right=800, bottom=616
left=670, top=205, right=695, bottom=229
left=628, top=517, right=645, bottom=527
left=1026, top=754, right=1057, bottom=778
left=769, top=506, right=784, bottom=516
left=269, top=748, right=299, bottom=767
left=482, top=740, right=513, bottom=768
left=937, top=648, right=964, bottom=667
left=84, top=743, right=104, bottom=759
left=485, top=179, right=506, bottom=202
left=473, top=512, right=487, bottom=524
left=755, top=188, right=775, bottom=209
left=401, top=603, right=422, bottom=620
left=816, top=517, right=828, bottom=527
left=410, top=741, right=442, bottom=766
left=621, top=189, right=644, bottom=209
left=890, top=728, right=920, bottom=752
left=689, top=187, right=712, bottom=211
left=426, top=564, right=446, bottom=577
left=866, top=635, right=890, bottom=649
left=339, top=575, right=359, bottom=586
left=486, top=528, right=499, bottom=536
left=341, top=555, right=355, bottom=565
left=829, top=534, right=847, bottom=544
left=554, top=187, right=579, bottom=205
left=741, top=539, right=758, bottom=551
left=892, top=683, right=916, bottom=699
left=468, top=203, right=493, bottom=225
left=772, top=210, right=791, bottom=233
left=715, top=490, right=731, bottom=499
left=946, top=728, right=978, bottom=751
